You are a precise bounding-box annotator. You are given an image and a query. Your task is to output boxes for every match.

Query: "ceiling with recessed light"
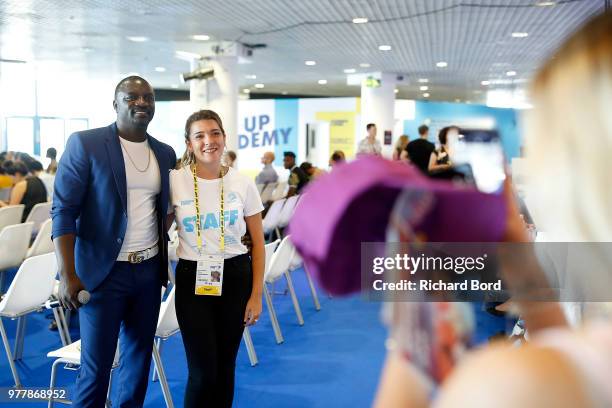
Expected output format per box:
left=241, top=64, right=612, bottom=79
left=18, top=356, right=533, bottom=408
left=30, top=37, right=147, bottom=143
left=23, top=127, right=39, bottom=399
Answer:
left=0, top=0, right=604, bottom=102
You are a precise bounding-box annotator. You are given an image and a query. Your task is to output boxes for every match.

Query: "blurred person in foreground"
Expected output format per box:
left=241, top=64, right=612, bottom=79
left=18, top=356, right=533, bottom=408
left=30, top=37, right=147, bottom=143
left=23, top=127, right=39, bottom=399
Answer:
left=290, top=11, right=612, bottom=408
left=375, top=12, right=612, bottom=408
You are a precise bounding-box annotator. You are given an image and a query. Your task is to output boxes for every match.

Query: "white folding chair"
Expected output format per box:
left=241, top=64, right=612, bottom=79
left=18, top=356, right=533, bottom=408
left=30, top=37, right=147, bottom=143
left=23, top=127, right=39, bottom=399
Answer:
left=25, top=202, right=52, bottom=236
left=265, top=236, right=304, bottom=328
left=263, top=240, right=283, bottom=344
left=151, top=286, right=177, bottom=408
left=0, top=204, right=25, bottom=232
left=260, top=183, right=277, bottom=204
left=47, top=340, right=119, bottom=408
left=0, top=253, right=57, bottom=387
left=26, top=218, right=54, bottom=258
left=270, top=181, right=288, bottom=202
left=0, top=222, right=34, bottom=294
left=276, top=195, right=299, bottom=233
left=262, top=199, right=285, bottom=240
left=288, top=242, right=321, bottom=311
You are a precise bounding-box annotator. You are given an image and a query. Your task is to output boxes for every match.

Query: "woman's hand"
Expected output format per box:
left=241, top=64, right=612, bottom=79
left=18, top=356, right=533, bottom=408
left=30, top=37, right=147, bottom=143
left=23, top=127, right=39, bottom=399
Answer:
left=244, top=295, right=262, bottom=326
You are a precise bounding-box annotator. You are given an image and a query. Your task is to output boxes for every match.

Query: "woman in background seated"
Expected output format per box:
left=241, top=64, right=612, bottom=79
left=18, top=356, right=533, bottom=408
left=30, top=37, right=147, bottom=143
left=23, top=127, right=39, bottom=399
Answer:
left=0, top=161, right=47, bottom=222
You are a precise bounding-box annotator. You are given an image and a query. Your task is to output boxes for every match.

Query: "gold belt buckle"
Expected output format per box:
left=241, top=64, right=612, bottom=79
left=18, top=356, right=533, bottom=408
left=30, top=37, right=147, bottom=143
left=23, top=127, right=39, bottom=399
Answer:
left=128, top=250, right=146, bottom=264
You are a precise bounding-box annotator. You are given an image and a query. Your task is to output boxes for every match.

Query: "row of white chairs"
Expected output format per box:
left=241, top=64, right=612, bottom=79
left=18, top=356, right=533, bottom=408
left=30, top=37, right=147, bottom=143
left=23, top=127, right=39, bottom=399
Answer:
left=257, top=181, right=288, bottom=204
left=262, top=195, right=300, bottom=239
left=0, top=202, right=52, bottom=236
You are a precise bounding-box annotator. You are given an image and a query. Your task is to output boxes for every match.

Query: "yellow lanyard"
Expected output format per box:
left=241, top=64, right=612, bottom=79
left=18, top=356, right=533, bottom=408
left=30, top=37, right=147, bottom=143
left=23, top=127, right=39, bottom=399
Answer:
left=191, top=164, right=225, bottom=254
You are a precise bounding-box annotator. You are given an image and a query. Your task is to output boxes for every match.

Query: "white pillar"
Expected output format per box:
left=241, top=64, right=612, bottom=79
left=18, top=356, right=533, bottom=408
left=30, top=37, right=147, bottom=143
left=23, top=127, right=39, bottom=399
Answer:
left=360, top=72, right=396, bottom=158
left=189, top=56, right=239, bottom=152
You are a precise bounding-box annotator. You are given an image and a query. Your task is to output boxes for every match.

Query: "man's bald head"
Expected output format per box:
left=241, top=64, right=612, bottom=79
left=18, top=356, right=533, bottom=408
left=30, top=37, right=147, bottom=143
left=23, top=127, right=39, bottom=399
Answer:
left=262, top=151, right=275, bottom=165
left=114, top=76, right=152, bottom=100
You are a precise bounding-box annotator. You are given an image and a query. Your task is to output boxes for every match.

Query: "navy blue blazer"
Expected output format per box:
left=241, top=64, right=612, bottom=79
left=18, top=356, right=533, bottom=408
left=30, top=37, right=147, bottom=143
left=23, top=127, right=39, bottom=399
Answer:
left=51, top=123, right=176, bottom=291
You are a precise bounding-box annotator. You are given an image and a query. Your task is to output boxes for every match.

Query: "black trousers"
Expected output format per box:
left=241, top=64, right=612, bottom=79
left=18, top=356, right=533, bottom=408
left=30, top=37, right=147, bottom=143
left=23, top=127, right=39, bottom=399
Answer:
left=175, top=254, right=253, bottom=408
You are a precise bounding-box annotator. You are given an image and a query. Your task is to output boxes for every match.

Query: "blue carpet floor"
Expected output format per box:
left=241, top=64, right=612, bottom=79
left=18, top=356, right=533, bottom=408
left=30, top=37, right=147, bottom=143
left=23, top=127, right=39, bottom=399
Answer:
left=0, top=267, right=388, bottom=407
left=1, top=265, right=509, bottom=407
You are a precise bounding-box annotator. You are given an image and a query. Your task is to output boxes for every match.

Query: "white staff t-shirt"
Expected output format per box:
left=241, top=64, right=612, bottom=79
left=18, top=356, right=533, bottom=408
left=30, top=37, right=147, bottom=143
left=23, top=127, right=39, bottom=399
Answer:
left=169, top=166, right=264, bottom=260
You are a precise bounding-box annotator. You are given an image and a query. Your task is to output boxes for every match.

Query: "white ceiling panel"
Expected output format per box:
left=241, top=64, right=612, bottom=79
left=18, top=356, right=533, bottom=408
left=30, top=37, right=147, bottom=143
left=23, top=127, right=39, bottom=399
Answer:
left=0, top=0, right=605, bottom=101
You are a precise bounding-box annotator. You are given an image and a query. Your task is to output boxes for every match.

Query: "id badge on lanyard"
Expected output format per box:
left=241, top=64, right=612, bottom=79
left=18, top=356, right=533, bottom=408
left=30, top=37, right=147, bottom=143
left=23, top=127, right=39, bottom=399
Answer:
left=192, top=164, right=226, bottom=296
left=195, top=254, right=224, bottom=296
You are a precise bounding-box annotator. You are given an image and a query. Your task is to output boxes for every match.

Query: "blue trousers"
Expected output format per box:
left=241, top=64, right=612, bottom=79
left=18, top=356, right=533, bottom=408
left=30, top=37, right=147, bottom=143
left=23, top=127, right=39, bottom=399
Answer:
left=73, top=256, right=162, bottom=408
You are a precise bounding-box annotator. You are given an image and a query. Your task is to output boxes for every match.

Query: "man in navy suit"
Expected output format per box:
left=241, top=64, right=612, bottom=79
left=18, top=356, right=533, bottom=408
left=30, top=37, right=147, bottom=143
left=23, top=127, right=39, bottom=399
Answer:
left=52, top=76, right=176, bottom=407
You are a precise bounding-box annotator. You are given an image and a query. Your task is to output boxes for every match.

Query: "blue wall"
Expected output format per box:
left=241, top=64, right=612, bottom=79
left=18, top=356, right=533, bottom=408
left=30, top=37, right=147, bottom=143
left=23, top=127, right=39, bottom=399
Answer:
left=403, top=101, right=520, bottom=159
left=274, top=99, right=299, bottom=166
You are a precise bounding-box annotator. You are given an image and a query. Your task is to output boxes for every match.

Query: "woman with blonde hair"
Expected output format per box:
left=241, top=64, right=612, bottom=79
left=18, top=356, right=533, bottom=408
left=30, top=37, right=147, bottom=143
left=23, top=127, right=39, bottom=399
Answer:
left=372, top=11, right=612, bottom=408
left=393, top=134, right=409, bottom=161
left=167, top=109, right=265, bottom=407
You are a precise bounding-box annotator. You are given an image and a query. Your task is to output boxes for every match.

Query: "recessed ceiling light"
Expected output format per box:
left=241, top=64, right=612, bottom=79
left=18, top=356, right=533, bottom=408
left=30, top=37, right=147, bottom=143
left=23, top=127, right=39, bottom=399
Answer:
left=535, top=1, right=555, bottom=6
left=420, top=85, right=429, bottom=91
left=245, top=74, right=257, bottom=79
left=394, top=89, right=399, bottom=94
left=423, top=93, right=430, bottom=98
left=360, top=63, right=371, bottom=68
left=455, top=98, right=461, bottom=103
left=512, top=32, right=529, bottom=38
left=175, top=50, right=202, bottom=60
left=481, top=80, right=491, bottom=85
left=254, top=83, right=265, bottom=89
left=378, top=45, right=392, bottom=51
left=305, top=60, right=316, bottom=66
left=418, top=78, right=429, bottom=83
left=436, top=61, right=448, bottom=68
left=155, top=66, right=166, bottom=72
left=352, top=17, right=368, bottom=24
left=318, top=79, right=327, bottom=85
left=343, top=68, right=356, bottom=74
left=127, top=36, right=148, bottom=42
left=192, top=35, right=210, bottom=41
left=81, top=47, right=93, bottom=52
left=243, top=89, right=250, bottom=93
left=506, top=71, right=517, bottom=76
left=171, top=84, right=179, bottom=89
left=281, top=91, right=288, bottom=95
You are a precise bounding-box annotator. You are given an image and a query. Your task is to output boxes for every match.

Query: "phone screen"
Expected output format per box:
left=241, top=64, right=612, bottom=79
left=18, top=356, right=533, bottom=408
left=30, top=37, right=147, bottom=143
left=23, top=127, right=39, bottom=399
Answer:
left=449, top=129, right=506, bottom=194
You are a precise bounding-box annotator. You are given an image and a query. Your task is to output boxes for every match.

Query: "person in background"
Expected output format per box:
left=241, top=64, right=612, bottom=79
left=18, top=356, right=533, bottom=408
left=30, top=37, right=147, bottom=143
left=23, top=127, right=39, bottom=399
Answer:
left=255, top=151, right=278, bottom=185
left=29, top=160, right=55, bottom=200
left=406, top=124, right=435, bottom=174
left=0, top=161, right=47, bottom=222
left=357, top=123, right=382, bottom=156
left=168, top=109, right=264, bottom=407
left=283, top=151, right=308, bottom=197
left=46, top=147, right=58, bottom=174
left=393, top=135, right=410, bottom=161
left=0, top=162, right=13, bottom=189
left=428, top=126, right=457, bottom=173
left=223, top=150, right=237, bottom=168
left=329, top=150, right=346, bottom=168
left=300, top=162, right=326, bottom=181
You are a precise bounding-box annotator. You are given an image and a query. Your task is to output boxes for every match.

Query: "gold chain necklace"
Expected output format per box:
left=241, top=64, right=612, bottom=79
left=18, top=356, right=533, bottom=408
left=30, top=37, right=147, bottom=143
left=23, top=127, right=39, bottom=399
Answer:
left=119, top=138, right=151, bottom=172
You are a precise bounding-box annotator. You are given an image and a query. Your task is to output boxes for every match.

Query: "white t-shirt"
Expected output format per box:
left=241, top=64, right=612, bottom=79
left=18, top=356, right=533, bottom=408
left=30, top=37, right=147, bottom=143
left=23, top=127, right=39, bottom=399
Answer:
left=118, top=137, right=160, bottom=254
left=170, top=166, right=264, bottom=260
left=357, top=137, right=382, bottom=155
